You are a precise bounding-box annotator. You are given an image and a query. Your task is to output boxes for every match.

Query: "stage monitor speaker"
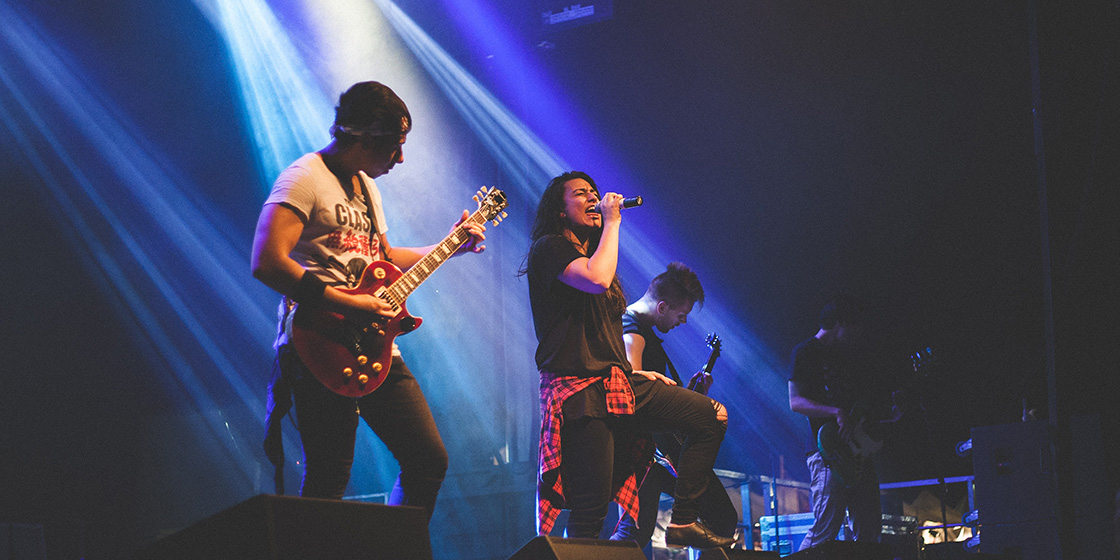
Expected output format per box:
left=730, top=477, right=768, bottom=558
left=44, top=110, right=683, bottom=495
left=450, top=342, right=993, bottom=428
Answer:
left=698, top=549, right=780, bottom=559
left=507, top=536, right=645, bottom=560
left=131, top=494, right=431, bottom=560
left=785, top=540, right=891, bottom=560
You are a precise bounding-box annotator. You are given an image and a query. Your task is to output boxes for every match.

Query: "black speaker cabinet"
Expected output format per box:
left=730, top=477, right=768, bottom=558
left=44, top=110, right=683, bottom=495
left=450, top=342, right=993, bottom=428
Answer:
left=698, top=549, right=780, bottom=559
left=971, top=421, right=1061, bottom=560
left=508, top=536, right=645, bottom=559
left=785, top=540, right=891, bottom=560
left=131, top=494, right=431, bottom=560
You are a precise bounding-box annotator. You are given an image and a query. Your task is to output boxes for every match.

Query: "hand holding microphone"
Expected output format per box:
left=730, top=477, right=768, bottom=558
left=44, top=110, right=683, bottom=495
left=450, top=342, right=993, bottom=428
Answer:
left=593, top=194, right=643, bottom=216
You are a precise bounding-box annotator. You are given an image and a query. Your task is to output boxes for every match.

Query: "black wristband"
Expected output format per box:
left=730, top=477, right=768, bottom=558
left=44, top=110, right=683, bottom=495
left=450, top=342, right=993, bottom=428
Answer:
left=294, top=271, right=327, bottom=305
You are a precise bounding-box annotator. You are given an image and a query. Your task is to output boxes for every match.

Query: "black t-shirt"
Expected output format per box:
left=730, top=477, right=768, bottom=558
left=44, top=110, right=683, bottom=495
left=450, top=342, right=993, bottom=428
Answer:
left=527, top=235, right=630, bottom=377
left=621, top=310, right=680, bottom=384
left=789, top=336, right=863, bottom=454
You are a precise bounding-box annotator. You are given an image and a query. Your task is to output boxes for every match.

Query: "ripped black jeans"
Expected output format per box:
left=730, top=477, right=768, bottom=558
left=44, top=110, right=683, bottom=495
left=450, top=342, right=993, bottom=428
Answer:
left=560, top=375, right=727, bottom=538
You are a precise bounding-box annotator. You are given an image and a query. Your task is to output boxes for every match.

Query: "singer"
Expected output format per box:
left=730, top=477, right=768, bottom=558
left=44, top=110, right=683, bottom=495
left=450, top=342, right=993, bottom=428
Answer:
left=522, top=171, right=734, bottom=549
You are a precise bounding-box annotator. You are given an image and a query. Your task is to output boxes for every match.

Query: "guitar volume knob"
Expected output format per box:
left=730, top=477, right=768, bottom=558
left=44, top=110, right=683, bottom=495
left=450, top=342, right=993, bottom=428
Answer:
left=372, top=362, right=383, bottom=373
left=357, top=373, right=369, bottom=384
left=356, top=355, right=368, bottom=365
left=343, top=367, right=353, bottom=379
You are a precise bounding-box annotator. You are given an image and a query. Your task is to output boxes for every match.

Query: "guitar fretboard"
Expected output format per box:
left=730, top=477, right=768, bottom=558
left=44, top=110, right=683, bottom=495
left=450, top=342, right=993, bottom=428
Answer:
left=384, top=208, right=488, bottom=304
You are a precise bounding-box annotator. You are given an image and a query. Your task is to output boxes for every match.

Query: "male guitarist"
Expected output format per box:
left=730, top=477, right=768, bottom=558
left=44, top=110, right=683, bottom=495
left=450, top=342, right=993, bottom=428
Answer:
left=251, top=81, right=486, bottom=520
left=611, top=262, right=737, bottom=553
left=788, top=296, right=886, bottom=550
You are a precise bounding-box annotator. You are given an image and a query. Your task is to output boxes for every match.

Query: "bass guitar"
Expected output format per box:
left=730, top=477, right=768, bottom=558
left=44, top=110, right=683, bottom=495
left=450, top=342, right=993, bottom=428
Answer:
left=292, top=187, right=507, bottom=397
left=816, top=346, right=936, bottom=487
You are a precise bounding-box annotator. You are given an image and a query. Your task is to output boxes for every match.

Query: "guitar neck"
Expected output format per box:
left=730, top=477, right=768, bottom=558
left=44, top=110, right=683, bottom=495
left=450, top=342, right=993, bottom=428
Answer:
left=701, top=337, right=720, bottom=376
left=703, top=355, right=717, bottom=375
left=385, top=209, right=486, bottom=302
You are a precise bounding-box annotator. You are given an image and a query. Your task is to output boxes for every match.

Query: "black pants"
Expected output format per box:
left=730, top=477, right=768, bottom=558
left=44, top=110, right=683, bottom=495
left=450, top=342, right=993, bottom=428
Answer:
left=560, top=375, right=727, bottom=538
left=280, top=345, right=448, bottom=520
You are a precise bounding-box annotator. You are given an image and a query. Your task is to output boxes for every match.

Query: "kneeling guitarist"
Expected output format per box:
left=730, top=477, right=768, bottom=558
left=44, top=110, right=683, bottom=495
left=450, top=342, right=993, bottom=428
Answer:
left=788, top=296, right=898, bottom=550
left=611, top=262, right=736, bottom=553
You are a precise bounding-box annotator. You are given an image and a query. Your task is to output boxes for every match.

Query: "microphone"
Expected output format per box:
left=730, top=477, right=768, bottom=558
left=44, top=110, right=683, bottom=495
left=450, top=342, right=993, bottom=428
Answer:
left=593, top=196, right=643, bottom=214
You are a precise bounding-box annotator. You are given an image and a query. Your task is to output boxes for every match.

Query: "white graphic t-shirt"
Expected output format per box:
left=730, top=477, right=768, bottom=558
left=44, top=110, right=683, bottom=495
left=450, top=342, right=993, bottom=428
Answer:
left=265, top=152, right=391, bottom=348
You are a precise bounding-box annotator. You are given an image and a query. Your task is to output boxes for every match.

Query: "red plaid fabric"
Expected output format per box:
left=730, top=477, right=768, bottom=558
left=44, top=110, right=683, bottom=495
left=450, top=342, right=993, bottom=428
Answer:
left=537, top=366, right=653, bottom=536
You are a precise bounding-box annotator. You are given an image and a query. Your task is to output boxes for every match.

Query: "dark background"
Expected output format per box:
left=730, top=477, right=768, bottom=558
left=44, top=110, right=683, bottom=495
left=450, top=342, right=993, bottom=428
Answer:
left=1, top=1, right=1116, bottom=558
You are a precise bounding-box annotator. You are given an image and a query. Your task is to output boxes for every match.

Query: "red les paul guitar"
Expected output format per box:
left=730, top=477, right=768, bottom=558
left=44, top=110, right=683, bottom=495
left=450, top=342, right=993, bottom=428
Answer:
left=292, top=187, right=508, bottom=397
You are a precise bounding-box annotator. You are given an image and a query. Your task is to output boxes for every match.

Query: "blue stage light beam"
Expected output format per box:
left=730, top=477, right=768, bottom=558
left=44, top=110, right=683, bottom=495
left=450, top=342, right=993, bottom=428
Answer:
left=374, top=0, right=572, bottom=195
left=0, top=2, right=281, bottom=494
left=191, top=0, right=334, bottom=181
left=432, top=0, right=624, bottom=187
left=384, top=0, right=804, bottom=474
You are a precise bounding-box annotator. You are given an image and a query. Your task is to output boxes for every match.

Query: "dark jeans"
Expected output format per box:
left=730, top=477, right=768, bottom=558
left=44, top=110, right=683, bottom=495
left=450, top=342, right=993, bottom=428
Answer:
left=280, top=345, right=448, bottom=520
left=799, top=451, right=881, bottom=550
left=560, top=375, right=727, bottom=538
left=611, top=464, right=738, bottom=549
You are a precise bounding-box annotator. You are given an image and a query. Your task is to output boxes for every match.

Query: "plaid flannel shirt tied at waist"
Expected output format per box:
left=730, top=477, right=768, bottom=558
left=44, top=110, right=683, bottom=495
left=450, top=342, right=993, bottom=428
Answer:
left=537, top=366, right=653, bottom=535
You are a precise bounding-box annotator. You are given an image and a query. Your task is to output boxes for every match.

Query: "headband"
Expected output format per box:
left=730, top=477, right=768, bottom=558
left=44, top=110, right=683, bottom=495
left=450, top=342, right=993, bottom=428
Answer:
left=330, top=116, right=410, bottom=138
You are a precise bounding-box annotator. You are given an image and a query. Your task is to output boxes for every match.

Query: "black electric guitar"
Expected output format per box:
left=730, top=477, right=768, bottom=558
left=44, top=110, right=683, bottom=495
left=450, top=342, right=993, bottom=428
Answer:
left=291, top=187, right=507, bottom=397
left=816, top=346, right=936, bottom=487
left=656, top=333, right=722, bottom=469
left=688, top=333, right=722, bottom=392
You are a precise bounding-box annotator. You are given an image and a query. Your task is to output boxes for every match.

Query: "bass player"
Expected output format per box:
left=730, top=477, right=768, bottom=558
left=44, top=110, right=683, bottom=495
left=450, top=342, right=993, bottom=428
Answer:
left=788, top=296, right=895, bottom=550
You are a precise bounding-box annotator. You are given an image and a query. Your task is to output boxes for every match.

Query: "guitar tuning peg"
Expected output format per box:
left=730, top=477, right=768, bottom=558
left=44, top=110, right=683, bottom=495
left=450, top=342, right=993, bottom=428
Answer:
left=472, top=195, right=479, bottom=203
left=492, top=219, right=499, bottom=226
left=501, top=211, right=507, bottom=218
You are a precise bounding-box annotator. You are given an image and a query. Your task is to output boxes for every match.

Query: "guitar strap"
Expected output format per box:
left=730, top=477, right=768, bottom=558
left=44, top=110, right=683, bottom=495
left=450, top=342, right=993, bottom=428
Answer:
left=356, top=174, right=388, bottom=263
left=664, top=354, right=683, bottom=386
left=656, top=352, right=685, bottom=473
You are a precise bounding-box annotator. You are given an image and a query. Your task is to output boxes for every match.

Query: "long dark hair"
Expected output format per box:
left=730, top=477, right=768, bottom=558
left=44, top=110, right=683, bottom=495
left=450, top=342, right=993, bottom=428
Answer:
left=522, top=171, right=626, bottom=314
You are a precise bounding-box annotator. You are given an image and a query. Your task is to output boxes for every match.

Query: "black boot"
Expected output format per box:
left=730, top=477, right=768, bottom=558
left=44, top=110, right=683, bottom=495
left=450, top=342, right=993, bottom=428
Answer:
left=664, top=520, right=735, bottom=549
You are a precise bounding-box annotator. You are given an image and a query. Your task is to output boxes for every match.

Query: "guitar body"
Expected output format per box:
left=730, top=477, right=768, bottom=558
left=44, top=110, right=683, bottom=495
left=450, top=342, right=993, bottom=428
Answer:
left=816, top=417, right=883, bottom=488
left=814, top=347, right=935, bottom=487
left=291, top=261, right=422, bottom=398
left=289, top=187, right=507, bottom=397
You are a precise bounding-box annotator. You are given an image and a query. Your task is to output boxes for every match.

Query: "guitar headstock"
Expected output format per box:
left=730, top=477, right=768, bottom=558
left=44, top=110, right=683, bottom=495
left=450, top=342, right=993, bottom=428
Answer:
left=910, top=346, right=936, bottom=376
left=705, top=333, right=722, bottom=359
left=473, top=187, right=508, bottom=226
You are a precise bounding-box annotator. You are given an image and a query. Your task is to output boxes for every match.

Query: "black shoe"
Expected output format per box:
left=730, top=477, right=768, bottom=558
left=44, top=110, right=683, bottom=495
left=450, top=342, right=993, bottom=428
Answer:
left=664, top=520, right=735, bottom=549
